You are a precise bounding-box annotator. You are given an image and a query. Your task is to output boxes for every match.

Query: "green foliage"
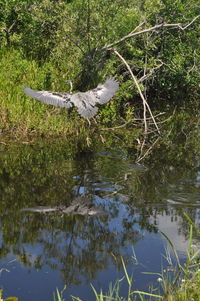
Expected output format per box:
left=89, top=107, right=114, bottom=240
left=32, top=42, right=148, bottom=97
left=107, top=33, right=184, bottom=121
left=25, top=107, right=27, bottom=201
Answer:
left=146, top=0, right=200, bottom=101
left=0, top=0, right=199, bottom=136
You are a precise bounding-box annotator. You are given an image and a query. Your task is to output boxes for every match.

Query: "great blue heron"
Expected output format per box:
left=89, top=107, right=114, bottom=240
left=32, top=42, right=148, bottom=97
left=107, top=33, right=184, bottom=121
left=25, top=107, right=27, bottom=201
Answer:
left=22, top=77, right=119, bottom=118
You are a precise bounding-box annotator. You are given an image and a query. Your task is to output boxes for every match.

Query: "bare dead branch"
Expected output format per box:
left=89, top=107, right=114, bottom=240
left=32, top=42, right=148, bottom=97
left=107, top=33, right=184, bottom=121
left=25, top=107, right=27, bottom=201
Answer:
left=112, top=49, right=147, bottom=133
left=101, top=16, right=200, bottom=51
left=111, top=49, right=160, bottom=134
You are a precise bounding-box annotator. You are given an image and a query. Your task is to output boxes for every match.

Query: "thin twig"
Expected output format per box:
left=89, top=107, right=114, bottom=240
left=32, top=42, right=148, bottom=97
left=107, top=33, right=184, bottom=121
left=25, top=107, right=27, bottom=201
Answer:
left=101, top=121, right=131, bottom=130
left=136, top=137, right=160, bottom=163
left=130, top=21, right=145, bottom=34
left=180, top=15, right=200, bottom=30
left=134, top=112, right=166, bottom=120
left=100, top=114, right=166, bottom=130
left=8, top=20, right=18, bottom=33
left=140, top=136, right=147, bottom=156
left=138, top=62, right=164, bottom=82
left=61, top=32, right=85, bottom=54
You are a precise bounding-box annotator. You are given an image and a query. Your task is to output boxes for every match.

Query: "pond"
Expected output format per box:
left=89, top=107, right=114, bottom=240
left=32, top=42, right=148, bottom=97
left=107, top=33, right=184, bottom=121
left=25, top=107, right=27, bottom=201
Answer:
left=0, top=139, right=200, bottom=300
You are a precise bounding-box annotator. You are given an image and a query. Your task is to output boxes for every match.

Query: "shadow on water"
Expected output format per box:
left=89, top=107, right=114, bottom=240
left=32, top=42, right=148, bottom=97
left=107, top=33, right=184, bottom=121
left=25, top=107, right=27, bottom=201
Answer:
left=0, top=139, right=200, bottom=300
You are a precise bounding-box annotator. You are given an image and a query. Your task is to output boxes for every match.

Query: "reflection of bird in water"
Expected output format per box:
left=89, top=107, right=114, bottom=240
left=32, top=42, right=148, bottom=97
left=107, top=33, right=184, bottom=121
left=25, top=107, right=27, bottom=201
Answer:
left=22, top=77, right=119, bottom=118
left=21, top=195, right=107, bottom=216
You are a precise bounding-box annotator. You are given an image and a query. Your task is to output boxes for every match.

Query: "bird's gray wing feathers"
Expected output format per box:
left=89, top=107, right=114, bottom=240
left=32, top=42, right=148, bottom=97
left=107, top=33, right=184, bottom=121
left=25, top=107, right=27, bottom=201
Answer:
left=91, top=77, right=119, bottom=104
left=23, top=88, right=72, bottom=108
left=69, top=77, right=118, bottom=118
left=71, top=93, right=98, bottom=118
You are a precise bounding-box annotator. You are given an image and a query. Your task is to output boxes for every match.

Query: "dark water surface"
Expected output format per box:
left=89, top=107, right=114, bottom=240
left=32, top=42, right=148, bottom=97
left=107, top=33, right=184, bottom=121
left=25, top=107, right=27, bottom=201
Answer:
left=0, top=140, right=200, bottom=300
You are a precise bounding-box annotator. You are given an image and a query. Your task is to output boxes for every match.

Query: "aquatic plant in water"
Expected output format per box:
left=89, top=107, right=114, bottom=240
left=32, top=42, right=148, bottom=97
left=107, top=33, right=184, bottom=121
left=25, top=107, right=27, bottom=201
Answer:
left=0, top=289, right=18, bottom=301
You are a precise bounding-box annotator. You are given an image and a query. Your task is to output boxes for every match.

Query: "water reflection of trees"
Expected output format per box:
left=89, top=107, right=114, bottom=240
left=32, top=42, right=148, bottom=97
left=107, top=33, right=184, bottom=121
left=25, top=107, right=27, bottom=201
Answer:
left=0, top=142, right=200, bottom=285
left=0, top=209, right=142, bottom=285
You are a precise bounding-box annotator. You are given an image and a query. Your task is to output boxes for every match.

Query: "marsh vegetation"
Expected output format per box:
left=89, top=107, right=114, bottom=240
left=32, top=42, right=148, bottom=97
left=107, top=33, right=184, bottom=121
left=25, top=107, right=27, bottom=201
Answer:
left=0, top=0, right=199, bottom=141
left=0, top=1, right=200, bottom=300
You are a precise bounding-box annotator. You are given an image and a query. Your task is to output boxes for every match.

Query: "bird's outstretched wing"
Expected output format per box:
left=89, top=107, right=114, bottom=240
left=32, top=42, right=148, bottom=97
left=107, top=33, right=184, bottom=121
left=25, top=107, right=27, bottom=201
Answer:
left=22, top=77, right=119, bottom=118
left=91, top=77, right=119, bottom=104
left=22, top=88, right=72, bottom=108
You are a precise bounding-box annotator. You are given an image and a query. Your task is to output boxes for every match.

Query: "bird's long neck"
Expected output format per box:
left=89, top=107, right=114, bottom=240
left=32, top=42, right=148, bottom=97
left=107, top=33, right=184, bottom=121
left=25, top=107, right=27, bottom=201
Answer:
left=68, top=80, right=73, bottom=94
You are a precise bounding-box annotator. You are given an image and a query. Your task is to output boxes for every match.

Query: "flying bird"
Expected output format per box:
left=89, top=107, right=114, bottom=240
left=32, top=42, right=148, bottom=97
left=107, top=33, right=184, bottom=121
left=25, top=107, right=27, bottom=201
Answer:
left=22, top=77, right=119, bottom=118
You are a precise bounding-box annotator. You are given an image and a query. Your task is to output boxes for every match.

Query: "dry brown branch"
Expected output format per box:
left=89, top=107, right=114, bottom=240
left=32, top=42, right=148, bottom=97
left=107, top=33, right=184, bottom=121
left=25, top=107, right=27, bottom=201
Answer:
left=112, top=49, right=147, bottom=133
left=101, top=16, right=200, bottom=51
left=111, top=49, right=160, bottom=134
